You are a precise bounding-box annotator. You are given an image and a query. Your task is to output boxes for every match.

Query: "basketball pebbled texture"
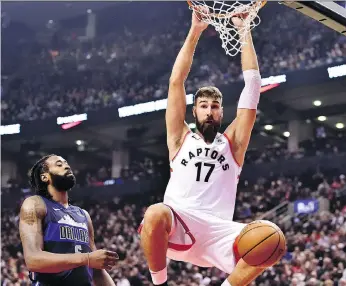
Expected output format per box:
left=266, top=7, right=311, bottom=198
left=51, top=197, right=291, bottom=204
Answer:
left=237, top=220, right=287, bottom=268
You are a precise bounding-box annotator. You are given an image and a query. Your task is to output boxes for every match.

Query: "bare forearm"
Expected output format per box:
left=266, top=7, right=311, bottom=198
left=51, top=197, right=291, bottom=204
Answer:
left=25, top=251, right=87, bottom=273
left=93, top=269, right=115, bottom=286
left=241, top=33, right=259, bottom=71
left=170, top=27, right=203, bottom=82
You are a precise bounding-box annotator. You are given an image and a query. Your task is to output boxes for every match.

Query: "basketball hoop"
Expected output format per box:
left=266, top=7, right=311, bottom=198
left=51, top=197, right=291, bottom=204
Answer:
left=187, top=0, right=266, bottom=56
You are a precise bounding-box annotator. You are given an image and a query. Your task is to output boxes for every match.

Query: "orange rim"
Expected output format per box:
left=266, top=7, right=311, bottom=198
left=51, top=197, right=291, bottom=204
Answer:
left=187, top=0, right=266, bottom=19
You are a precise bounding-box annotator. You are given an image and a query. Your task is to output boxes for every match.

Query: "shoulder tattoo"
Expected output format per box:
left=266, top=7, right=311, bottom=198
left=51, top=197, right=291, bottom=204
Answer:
left=20, top=196, right=46, bottom=225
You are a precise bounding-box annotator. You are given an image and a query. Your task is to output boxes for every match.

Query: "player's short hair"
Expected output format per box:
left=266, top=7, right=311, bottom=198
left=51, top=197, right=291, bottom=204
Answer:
left=29, top=154, right=56, bottom=199
left=193, top=86, right=223, bottom=105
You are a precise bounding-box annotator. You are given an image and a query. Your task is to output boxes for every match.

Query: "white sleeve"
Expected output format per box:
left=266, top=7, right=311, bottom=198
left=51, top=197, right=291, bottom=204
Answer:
left=237, top=69, right=262, bottom=110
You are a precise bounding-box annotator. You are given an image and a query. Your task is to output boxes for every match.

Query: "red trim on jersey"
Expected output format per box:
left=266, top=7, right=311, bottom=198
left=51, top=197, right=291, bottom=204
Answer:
left=168, top=241, right=194, bottom=251
left=137, top=204, right=196, bottom=252
left=222, top=133, right=241, bottom=168
left=167, top=205, right=196, bottom=251
left=171, top=131, right=191, bottom=162
left=233, top=235, right=241, bottom=264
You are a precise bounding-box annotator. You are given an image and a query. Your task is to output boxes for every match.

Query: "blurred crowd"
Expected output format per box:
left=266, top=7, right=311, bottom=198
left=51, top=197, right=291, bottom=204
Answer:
left=73, top=155, right=165, bottom=187
left=2, top=135, right=344, bottom=194
left=1, top=151, right=166, bottom=193
left=2, top=2, right=346, bottom=124
left=1, top=168, right=345, bottom=286
left=2, top=133, right=344, bottom=197
left=245, top=136, right=346, bottom=164
left=2, top=2, right=346, bottom=285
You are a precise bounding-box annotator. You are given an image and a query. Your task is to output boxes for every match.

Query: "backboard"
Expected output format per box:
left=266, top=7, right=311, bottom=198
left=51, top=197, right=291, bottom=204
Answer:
left=280, top=1, right=346, bottom=35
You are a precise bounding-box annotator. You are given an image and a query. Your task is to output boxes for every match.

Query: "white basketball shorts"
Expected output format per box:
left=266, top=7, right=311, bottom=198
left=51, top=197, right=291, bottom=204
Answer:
left=138, top=204, right=246, bottom=274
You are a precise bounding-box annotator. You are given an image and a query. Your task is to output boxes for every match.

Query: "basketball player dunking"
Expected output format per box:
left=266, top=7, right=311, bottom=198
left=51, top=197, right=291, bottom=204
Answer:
left=19, top=155, right=118, bottom=286
left=138, top=9, right=286, bottom=286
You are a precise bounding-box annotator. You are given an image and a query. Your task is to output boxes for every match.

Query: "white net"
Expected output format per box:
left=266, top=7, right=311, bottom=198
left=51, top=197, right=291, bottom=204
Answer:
left=188, top=0, right=266, bottom=56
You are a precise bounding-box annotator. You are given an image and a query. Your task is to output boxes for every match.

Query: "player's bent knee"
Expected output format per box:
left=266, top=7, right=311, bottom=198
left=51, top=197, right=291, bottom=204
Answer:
left=143, top=203, right=172, bottom=234
left=236, top=220, right=286, bottom=268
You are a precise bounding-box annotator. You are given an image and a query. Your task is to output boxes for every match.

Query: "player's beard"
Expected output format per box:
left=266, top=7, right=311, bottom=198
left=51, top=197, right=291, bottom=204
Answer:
left=50, top=172, right=76, bottom=192
left=195, top=115, right=221, bottom=143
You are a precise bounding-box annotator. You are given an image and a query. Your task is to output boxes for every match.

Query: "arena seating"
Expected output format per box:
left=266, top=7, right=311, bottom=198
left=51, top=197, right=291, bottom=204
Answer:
left=1, top=3, right=345, bottom=124
left=2, top=2, right=346, bottom=285
left=1, top=169, right=345, bottom=285
left=245, top=136, right=346, bottom=164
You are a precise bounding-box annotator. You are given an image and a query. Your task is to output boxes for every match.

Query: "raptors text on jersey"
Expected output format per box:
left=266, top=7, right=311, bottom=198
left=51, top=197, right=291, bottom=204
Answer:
left=164, top=131, right=242, bottom=220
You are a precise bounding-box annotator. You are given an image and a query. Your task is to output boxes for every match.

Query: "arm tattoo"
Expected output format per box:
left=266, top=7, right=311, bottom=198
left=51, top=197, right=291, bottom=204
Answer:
left=19, top=196, right=46, bottom=255
left=22, top=208, right=36, bottom=225
left=20, top=196, right=46, bottom=226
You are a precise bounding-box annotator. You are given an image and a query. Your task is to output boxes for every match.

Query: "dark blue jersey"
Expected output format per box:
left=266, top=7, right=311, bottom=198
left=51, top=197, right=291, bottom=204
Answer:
left=30, top=196, right=93, bottom=286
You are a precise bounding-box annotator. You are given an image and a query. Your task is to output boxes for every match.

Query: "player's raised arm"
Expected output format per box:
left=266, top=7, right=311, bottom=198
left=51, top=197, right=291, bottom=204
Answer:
left=166, top=8, right=208, bottom=159
left=19, top=196, right=118, bottom=273
left=224, top=17, right=262, bottom=167
left=83, top=210, right=116, bottom=286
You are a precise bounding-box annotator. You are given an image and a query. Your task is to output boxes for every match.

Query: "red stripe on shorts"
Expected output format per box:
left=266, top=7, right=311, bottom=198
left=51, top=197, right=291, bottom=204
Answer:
left=233, top=235, right=241, bottom=264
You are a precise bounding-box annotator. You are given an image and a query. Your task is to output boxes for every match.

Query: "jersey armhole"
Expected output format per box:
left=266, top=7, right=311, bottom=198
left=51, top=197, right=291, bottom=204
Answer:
left=222, top=133, right=242, bottom=168
left=81, top=208, right=90, bottom=221
left=171, top=131, right=191, bottom=162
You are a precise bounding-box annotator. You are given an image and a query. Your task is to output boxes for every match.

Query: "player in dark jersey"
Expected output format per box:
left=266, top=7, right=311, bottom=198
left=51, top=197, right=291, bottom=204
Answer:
left=19, top=154, right=118, bottom=286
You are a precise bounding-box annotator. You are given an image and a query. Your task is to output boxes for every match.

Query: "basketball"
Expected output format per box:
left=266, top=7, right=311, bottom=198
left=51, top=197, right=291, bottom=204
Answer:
left=236, top=220, right=287, bottom=268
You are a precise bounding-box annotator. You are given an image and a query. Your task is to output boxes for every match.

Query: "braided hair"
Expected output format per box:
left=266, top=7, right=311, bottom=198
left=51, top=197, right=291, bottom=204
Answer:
left=29, top=154, right=57, bottom=199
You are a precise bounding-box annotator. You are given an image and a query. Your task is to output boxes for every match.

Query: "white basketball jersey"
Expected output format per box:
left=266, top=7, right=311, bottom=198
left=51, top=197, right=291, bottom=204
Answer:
left=164, top=131, right=242, bottom=220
